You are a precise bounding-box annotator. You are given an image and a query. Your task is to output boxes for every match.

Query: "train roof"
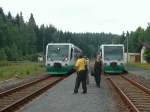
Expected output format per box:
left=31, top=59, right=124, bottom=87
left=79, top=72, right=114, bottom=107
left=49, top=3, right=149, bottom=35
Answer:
left=47, top=43, right=74, bottom=46
left=100, top=44, right=124, bottom=47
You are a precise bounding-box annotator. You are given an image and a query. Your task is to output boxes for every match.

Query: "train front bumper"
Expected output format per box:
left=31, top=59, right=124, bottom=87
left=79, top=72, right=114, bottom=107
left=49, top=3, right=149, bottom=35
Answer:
left=103, top=65, right=125, bottom=74
left=46, top=65, right=74, bottom=75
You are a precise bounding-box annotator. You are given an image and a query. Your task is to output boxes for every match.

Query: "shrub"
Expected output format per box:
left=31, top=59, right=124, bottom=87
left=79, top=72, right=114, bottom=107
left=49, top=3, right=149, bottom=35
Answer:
left=144, top=49, right=150, bottom=63
left=0, top=48, right=7, bottom=61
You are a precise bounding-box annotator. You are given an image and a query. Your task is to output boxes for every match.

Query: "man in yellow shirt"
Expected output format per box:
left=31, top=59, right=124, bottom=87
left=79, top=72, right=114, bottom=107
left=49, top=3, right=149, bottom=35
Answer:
left=74, top=54, right=87, bottom=94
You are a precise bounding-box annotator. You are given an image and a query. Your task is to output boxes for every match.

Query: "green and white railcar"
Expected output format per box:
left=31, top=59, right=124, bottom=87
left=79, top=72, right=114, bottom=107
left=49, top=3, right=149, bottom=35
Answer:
left=45, top=43, right=82, bottom=76
left=100, top=44, right=126, bottom=74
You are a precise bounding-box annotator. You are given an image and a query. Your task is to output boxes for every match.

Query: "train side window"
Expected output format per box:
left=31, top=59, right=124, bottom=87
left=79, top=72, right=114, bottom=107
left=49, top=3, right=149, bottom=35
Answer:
left=70, top=48, right=73, bottom=60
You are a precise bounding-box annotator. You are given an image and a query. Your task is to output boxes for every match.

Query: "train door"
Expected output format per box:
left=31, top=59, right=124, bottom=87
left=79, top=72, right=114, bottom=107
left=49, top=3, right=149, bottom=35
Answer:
left=70, top=47, right=73, bottom=61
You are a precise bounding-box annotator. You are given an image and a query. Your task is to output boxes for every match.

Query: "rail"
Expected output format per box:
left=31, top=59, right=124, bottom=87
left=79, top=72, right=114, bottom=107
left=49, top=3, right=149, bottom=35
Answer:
left=0, top=76, right=65, bottom=112
left=107, top=75, right=150, bottom=112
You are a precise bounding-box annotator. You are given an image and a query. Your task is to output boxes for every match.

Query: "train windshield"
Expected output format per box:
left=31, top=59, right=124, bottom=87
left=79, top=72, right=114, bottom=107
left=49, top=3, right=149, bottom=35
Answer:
left=104, top=46, right=123, bottom=61
left=47, top=45, right=69, bottom=61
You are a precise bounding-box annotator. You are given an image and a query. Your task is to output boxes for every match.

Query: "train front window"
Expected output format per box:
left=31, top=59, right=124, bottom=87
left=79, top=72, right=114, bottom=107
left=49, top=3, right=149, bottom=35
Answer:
left=104, top=46, right=123, bottom=60
left=47, top=45, right=69, bottom=61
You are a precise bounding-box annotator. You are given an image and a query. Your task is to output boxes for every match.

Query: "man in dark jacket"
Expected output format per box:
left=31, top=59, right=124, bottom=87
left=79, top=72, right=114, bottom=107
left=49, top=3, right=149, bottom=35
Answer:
left=93, top=55, right=102, bottom=87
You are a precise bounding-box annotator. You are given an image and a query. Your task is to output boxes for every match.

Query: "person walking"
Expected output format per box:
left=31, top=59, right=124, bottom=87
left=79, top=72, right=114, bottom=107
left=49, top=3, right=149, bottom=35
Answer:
left=74, top=54, right=87, bottom=94
left=93, top=55, right=102, bottom=88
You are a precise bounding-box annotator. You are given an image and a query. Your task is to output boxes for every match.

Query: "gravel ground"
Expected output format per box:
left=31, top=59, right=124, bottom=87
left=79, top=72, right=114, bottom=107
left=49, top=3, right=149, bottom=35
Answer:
left=17, top=74, right=121, bottom=112
left=126, top=66, right=150, bottom=89
left=0, top=73, right=48, bottom=92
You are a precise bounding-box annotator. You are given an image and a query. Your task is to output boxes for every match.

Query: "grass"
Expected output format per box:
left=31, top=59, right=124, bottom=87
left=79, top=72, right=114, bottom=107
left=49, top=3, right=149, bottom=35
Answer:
left=127, top=63, right=150, bottom=70
left=0, top=61, right=46, bottom=81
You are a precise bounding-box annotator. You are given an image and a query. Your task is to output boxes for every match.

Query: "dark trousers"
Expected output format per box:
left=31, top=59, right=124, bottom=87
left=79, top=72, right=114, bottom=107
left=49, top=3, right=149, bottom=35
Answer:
left=94, top=72, right=101, bottom=86
left=74, top=70, right=87, bottom=93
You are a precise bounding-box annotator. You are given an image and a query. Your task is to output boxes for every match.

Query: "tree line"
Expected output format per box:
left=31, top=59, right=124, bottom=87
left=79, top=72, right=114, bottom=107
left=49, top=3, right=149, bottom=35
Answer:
left=120, top=26, right=150, bottom=62
left=0, top=7, right=149, bottom=62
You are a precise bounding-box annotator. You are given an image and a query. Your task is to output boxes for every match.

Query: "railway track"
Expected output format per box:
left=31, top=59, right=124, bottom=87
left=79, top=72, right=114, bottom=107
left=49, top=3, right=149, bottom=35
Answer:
left=107, top=75, right=150, bottom=112
left=0, top=76, right=65, bottom=112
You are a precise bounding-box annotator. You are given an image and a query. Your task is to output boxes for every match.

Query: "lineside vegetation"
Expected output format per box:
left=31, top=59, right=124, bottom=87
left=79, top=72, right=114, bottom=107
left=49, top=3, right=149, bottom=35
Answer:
left=0, top=61, right=45, bottom=80
left=127, top=63, right=150, bottom=70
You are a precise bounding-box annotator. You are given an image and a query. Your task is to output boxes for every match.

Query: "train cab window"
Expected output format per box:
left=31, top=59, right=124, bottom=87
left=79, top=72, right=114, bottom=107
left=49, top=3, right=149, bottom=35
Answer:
left=70, top=48, right=73, bottom=60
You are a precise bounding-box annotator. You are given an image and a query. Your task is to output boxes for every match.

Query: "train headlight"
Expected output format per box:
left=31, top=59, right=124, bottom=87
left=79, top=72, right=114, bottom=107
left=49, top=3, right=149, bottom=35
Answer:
left=47, top=64, right=51, bottom=66
left=120, top=63, right=124, bottom=66
left=104, top=63, right=107, bottom=66
left=63, top=57, right=68, bottom=61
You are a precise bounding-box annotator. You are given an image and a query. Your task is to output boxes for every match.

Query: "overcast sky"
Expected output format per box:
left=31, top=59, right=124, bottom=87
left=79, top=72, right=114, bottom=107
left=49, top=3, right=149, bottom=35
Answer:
left=0, top=0, right=150, bottom=34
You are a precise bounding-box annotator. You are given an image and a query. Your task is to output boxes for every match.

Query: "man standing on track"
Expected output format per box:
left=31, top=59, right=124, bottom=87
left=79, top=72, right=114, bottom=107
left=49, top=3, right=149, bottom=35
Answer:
left=74, top=53, right=87, bottom=94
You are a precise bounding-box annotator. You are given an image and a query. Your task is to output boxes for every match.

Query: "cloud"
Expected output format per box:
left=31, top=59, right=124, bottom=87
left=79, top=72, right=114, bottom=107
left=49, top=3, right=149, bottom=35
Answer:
left=0, top=0, right=150, bottom=34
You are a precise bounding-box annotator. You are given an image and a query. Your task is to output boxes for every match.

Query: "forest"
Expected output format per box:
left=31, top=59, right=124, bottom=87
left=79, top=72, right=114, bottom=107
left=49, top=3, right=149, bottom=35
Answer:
left=0, top=7, right=150, bottom=62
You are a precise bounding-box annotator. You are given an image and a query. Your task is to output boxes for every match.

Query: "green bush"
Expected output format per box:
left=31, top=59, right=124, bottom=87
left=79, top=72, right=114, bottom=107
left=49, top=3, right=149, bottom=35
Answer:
left=0, top=48, right=7, bottom=61
left=144, top=49, right=150, bottom=63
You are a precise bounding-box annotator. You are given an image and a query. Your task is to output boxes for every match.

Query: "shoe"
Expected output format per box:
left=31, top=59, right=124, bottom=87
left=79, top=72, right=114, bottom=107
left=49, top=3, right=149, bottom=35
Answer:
left=82, top=91, right=87, bottom=94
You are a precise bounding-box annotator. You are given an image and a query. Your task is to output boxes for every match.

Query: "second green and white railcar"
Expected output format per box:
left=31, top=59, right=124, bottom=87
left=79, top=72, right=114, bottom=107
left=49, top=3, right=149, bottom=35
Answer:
left=100, top=44, right=126, bottom=74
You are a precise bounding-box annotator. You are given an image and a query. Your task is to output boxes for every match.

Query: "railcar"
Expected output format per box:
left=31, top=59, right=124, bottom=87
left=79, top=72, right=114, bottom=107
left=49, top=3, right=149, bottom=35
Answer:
left=99, top=44, right=126, bottom=74
left=45, top=43, right=82, bottom=76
